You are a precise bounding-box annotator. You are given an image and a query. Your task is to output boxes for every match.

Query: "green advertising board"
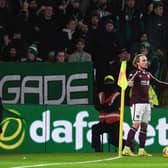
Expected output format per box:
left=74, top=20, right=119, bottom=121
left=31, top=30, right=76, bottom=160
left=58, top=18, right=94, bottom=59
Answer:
left=0, top=104, right=168, bottom=153
left=0, top=62, right=93, bottom=105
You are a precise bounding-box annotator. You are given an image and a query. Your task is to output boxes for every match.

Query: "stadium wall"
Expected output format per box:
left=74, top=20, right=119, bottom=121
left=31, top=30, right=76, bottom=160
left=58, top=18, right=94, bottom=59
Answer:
left=0, top=104, right=168, bottom=153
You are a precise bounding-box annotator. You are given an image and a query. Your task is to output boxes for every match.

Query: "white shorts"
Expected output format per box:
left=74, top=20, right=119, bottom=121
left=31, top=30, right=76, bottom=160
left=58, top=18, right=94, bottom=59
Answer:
left=130, top=103, right=151, bottom=124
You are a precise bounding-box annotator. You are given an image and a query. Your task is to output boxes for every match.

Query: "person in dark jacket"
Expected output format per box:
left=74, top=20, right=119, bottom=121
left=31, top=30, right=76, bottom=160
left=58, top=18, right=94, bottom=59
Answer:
left=144, top=2, right=168, bottom=52
left=91, top=75, right=125, bottom=152
left=93, top=19, right=120, bottom=92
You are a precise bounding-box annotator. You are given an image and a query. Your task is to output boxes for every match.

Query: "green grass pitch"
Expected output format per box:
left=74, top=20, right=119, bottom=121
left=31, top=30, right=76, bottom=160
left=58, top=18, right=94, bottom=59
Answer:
left=0, top=153, right=167, bottom=168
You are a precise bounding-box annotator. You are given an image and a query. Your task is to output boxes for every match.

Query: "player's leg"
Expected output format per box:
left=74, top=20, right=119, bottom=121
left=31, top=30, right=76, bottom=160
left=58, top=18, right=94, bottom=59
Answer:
left=122, top=126, right=138, bottom=156
left=139, top=122, right=147, bottom=149
left=138, top=104, right=152, bottom=156
left=138, top=122, right=152, bottom=156
left=123, top=104, right=142, bottom=156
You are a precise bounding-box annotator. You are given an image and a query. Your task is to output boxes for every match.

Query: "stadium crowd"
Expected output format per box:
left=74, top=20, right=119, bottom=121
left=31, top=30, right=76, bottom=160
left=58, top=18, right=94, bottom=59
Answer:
left=0, top=0, right=168, bottom=104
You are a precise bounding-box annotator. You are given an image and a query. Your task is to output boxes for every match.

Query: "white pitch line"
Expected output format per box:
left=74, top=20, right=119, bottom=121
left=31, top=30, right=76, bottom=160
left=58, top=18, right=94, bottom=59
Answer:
left=10, top=156, right=122, bottom=168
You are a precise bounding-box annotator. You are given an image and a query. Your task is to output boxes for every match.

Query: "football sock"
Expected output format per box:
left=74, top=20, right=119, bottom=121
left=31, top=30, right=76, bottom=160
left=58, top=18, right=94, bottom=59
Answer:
left=125, top=127, right=137, bottom=148
left=139, top=127, right=147, bottom=148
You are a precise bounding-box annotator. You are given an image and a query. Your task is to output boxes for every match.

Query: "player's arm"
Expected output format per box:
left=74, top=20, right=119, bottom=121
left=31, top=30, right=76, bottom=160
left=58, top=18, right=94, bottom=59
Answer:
left=150, top=73, right=168, bottom=87
left=128, top=70, right=139, bottom=87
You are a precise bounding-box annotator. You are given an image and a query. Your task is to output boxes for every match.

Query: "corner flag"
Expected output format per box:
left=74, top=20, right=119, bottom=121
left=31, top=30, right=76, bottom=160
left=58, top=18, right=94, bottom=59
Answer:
left=117, top=61, right=128, bottom=90
left=117, top=61, right=128, bottom=157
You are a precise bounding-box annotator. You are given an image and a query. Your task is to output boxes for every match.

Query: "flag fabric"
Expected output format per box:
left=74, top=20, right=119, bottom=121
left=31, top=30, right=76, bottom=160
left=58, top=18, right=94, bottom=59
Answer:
left=117, top=61, right=128, bottom=90
left=117, top=61, right=128, bottom=157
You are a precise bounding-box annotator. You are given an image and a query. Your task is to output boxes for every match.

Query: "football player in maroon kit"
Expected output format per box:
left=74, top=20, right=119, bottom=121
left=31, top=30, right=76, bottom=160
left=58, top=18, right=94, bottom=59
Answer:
left=122, top=54, right=168, bottom=156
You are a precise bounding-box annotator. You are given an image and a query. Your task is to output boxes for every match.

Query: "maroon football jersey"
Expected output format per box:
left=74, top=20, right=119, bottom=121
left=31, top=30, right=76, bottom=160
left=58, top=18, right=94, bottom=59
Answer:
left=128, top=69, right=168, bottom=105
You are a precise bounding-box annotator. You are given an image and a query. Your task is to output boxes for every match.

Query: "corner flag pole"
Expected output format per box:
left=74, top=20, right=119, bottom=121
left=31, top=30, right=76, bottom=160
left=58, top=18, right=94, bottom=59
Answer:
left=117, top=61, right=128, bottom=157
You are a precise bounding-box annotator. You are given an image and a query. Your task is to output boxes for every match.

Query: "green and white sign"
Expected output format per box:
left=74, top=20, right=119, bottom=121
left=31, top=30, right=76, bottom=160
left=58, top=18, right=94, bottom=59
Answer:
left=0, top=105, right=167, bottom=153
left=0, top=62, right=93, bottom=105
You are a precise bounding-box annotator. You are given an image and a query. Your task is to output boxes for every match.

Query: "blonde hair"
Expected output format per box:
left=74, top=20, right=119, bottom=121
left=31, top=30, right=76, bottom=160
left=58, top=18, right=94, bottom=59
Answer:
left=132, top=54, right=145, bottom=68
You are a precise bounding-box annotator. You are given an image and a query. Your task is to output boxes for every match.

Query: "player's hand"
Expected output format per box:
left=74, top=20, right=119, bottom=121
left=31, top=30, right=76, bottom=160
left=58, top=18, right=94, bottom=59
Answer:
left=128, top=80, right=134, bottom=87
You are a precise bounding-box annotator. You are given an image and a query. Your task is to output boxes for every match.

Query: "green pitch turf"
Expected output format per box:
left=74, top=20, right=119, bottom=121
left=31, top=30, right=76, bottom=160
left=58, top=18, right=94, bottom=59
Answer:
left=0, top=153, right=167, bottom=168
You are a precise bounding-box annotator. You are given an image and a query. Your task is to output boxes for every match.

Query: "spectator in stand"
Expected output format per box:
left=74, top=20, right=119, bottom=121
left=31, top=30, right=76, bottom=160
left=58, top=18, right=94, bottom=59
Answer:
left=153, top=48, right=167, bottom=104
left=46, top=50, right=66, bottom=63
left=144, top=1, right=168, bottom=54
left=133, top=40, right=166, bottom=83
left=107, top=48, right=132, bottom=80
left=56, top=50, right=66, bottom=63
left=65, top=0, right=83, bottom=24
left=87, top=10, right=101, bottom=32
left=0, top=0, right=11, bottom=47
left=18, top=0, right=41, bottom=45
left=6, top=1, right=34, bottom=47
left=51, top=1, right=67, bottom=30
left=11, top=31, right=26, bottom=55
left=68, top=38, right=92, bottom=62
left=83, top=10, right=101, bottom=61
left=79, top=0, right=91, bottom=18
left=153, top=48, right=167, bottom=81
left=129, top=32, right=150, bottom=57
left=143, top=1, right=168, bottom=74
left=1, top=30, right=26, bottom=61
left=8, top=0, right=21, bottom=15
left=85, top=0, right=113, bottom=21
left=1, top=43, right=20, bottom=62
left=47, top=50, right=56, bottom=62
left=139, top=41, right=167, bottom=104
left=59, top=18, right=78, bottom=54
left=75, top=20, right=96, bottom=53
left=76, top=21, right=89, bottom=40
left=93, top=19, right=120, bottom=92
left=21, top=42, right=42, bottom=62
left=0, top=0, right=12, bottom=61
left=35, top=2, right=61, bottom=61
left=118, top=0, right=144, bottom=48
left=162, top=0, right=168, bottom=19
left=143, top=1, right=154, bottom=17
left=107, top=47, right=133, bottom=105
left=98, top=0, right=147, bottom=19
left=139, top=41, right=156, bottom=75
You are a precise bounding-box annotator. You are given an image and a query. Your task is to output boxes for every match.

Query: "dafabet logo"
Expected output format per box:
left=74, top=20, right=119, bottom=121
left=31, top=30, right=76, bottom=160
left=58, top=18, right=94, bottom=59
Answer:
left=0, top=109, right=26, bottom=150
